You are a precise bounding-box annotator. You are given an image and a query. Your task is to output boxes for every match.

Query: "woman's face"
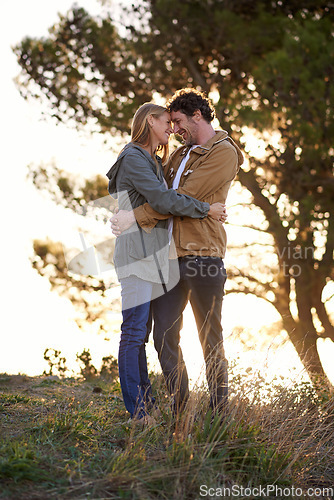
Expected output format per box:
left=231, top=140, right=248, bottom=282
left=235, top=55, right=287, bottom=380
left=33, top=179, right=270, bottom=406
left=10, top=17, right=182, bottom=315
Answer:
left=150, top=111, right=173, bottom=146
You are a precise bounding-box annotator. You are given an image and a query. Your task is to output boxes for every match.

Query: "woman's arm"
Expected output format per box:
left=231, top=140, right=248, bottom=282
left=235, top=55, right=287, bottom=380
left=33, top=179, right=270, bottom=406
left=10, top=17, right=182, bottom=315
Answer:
left=123, top=151, right=210, bottom=218
left=132, top=144, right=237, bottom=231
left=110, top=204, right=227, bottom=236
left=109, top=149, right=227, bottom=234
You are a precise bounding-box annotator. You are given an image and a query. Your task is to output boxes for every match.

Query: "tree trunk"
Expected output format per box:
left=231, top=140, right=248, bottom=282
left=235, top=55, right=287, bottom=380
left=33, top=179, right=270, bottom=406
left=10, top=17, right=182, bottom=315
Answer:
left=237, top=168, right=332, bottom=387
left=287, top=322, right=326, bottom=378
left=313, top=276, right=334, bottom=341
left=275, top=270, right=330, bottom=385
left=276, top=302, right=327, bottom=382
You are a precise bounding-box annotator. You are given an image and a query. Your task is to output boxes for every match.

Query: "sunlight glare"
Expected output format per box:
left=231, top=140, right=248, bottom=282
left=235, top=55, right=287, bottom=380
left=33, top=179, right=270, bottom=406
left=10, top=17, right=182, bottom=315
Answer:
left=240, top=126, right=282, bottom=159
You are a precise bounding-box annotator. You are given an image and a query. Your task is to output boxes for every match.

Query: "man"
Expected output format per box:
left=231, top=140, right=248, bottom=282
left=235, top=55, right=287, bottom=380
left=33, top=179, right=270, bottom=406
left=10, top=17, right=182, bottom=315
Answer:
left=111, top=88, right=243, bottom=416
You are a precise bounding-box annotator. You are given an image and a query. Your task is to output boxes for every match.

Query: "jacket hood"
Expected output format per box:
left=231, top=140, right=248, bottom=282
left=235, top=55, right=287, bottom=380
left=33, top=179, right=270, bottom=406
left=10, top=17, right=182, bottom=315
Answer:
left=225, top=136, right=244, bottom=167
left=106, top=143, right=147, bottom=195
left=214, top=130, right=244, bottom=167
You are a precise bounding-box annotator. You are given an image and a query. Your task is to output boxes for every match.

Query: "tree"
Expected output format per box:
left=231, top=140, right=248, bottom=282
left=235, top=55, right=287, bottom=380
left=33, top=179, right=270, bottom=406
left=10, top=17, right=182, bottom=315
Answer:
left=14, top=0, right=334, bottom=383
left=230, top=13, right=334, bottom=380
left=28, top=164, right=118, bottom=333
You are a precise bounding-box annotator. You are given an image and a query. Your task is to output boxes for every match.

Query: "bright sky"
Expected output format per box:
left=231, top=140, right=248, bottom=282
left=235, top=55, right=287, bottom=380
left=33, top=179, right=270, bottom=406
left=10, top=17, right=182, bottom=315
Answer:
left=0, top=1, right=333, bottom=385
left=0, top=0, right=116, bottom=376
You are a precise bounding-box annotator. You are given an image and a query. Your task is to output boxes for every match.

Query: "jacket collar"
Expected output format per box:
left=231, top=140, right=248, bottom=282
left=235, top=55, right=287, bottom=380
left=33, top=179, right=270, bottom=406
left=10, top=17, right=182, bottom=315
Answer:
left=179, top=130, right=229, bottom=156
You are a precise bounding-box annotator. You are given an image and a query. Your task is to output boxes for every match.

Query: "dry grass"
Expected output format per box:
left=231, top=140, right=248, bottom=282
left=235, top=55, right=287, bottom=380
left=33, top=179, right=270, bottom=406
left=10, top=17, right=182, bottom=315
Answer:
left=0, top=366, right=333, bottom=499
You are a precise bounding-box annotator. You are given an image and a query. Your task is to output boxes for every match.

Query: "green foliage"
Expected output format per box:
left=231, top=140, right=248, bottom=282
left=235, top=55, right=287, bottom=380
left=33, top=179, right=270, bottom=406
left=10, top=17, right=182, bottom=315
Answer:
left=0, top=393, right=31, bottom=406
left=42, top=347, right=117, bottom=389
left=43, top=348, right=68, bottom=377
left=27, top=163, right=111, bottom=216
left=14, top=1, right=333, bottom=133
left=14, top=6, right=153, bottom=134
left=74, top=348, right=119, bottom=382
left=0, top=441, right=48, bottom=483
left=31, top=237, right=117, bottom=332
left=42, top=346, right=119, bottom=383
left=76, top=348, right=98, bottom=380
left=0, top=370, right=333, bottom=498
left=100, top=354, right=119, bottom=381
left=42, top=400, right=97, bottom=444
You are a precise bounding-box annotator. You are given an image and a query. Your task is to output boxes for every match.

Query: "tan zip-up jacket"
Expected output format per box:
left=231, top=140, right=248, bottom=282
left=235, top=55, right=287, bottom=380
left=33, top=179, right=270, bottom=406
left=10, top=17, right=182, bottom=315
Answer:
left=133, top=130, right=243, bottom=258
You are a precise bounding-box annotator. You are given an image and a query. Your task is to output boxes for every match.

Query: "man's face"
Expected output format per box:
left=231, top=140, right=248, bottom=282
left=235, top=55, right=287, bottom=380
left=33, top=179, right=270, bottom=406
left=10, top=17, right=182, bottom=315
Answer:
left=171, top=110, right=199, bottom=146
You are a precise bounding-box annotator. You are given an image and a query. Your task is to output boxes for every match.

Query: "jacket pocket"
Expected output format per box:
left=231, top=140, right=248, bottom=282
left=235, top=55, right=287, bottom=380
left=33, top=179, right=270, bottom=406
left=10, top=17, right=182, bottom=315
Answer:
left=128, top=231, right=155, bottom=261
left=179, top=218, right=211, bottom=253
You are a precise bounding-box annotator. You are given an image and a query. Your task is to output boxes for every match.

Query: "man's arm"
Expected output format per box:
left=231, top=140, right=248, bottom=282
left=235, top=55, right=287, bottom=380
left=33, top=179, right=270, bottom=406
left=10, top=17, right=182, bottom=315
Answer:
left=123, top=151, right=210, bottom=218
left=133, top=146, right=238, bottom=232
left=110, top=203, right=227, bottom=235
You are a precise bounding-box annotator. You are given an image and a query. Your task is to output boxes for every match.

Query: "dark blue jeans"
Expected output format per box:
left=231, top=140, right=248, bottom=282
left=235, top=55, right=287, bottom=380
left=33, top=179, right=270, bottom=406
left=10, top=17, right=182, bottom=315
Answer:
left=152, top=256, right=228, bottom=415
left=118, top=276, right=155, bottom=419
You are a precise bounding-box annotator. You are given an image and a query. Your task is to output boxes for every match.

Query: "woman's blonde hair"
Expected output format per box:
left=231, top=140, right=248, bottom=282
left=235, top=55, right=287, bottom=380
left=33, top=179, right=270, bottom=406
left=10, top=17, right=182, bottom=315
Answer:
left=131, top=103, right=169, bottom=165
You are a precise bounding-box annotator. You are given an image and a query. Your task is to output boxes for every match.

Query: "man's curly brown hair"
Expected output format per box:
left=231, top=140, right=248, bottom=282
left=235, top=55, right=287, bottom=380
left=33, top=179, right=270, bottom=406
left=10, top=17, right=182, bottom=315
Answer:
left=166, top=88, right=216, bottom=123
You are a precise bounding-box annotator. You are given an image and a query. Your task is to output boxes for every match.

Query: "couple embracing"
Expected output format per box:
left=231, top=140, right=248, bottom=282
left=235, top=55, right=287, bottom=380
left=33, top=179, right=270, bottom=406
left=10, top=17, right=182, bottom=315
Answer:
left=106, top=88, right=243, bottom=424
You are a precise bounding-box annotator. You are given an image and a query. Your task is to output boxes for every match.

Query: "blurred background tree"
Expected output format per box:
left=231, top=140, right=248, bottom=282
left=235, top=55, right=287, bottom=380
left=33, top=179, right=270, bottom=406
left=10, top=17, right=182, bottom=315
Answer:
left=14, top=0, right=334, bottom=384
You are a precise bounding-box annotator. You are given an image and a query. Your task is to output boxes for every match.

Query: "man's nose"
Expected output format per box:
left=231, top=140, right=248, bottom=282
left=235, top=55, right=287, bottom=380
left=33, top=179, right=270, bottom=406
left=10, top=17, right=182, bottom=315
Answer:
left=172, top=123, right=178, bottom=133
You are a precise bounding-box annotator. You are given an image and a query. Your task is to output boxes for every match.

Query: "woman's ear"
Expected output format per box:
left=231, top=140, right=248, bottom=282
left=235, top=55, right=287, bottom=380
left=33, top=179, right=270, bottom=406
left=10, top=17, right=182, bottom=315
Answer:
left=147, top=115, right=154, bottom=128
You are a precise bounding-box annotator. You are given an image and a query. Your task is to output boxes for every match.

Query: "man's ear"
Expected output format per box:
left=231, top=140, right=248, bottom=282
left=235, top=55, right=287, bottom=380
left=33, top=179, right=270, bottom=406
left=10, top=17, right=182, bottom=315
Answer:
left=192, top=109, right=202, bottom=121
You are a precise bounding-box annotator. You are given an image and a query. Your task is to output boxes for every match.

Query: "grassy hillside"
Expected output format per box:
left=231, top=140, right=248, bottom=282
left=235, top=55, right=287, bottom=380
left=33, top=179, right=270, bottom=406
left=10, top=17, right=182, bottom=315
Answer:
left=0, top=367, right=333, bottom=499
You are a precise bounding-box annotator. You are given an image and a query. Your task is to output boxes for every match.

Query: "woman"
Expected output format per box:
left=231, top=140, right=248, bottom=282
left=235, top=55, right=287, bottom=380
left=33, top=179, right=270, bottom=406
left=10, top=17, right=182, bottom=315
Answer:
left=106, top=103, right=225, bottom=423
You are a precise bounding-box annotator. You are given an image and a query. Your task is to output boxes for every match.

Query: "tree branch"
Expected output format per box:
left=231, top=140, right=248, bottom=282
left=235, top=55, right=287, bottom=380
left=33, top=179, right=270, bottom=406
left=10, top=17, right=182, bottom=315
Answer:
left=237, top=168, right=289, bottom=245
left=224, top=287, right=275, bottom=307
left=226, top=222, right=271, bottom=234
left=227, top=269, right=275, bottom=294
left=228, top=242, right=275, bottom=249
